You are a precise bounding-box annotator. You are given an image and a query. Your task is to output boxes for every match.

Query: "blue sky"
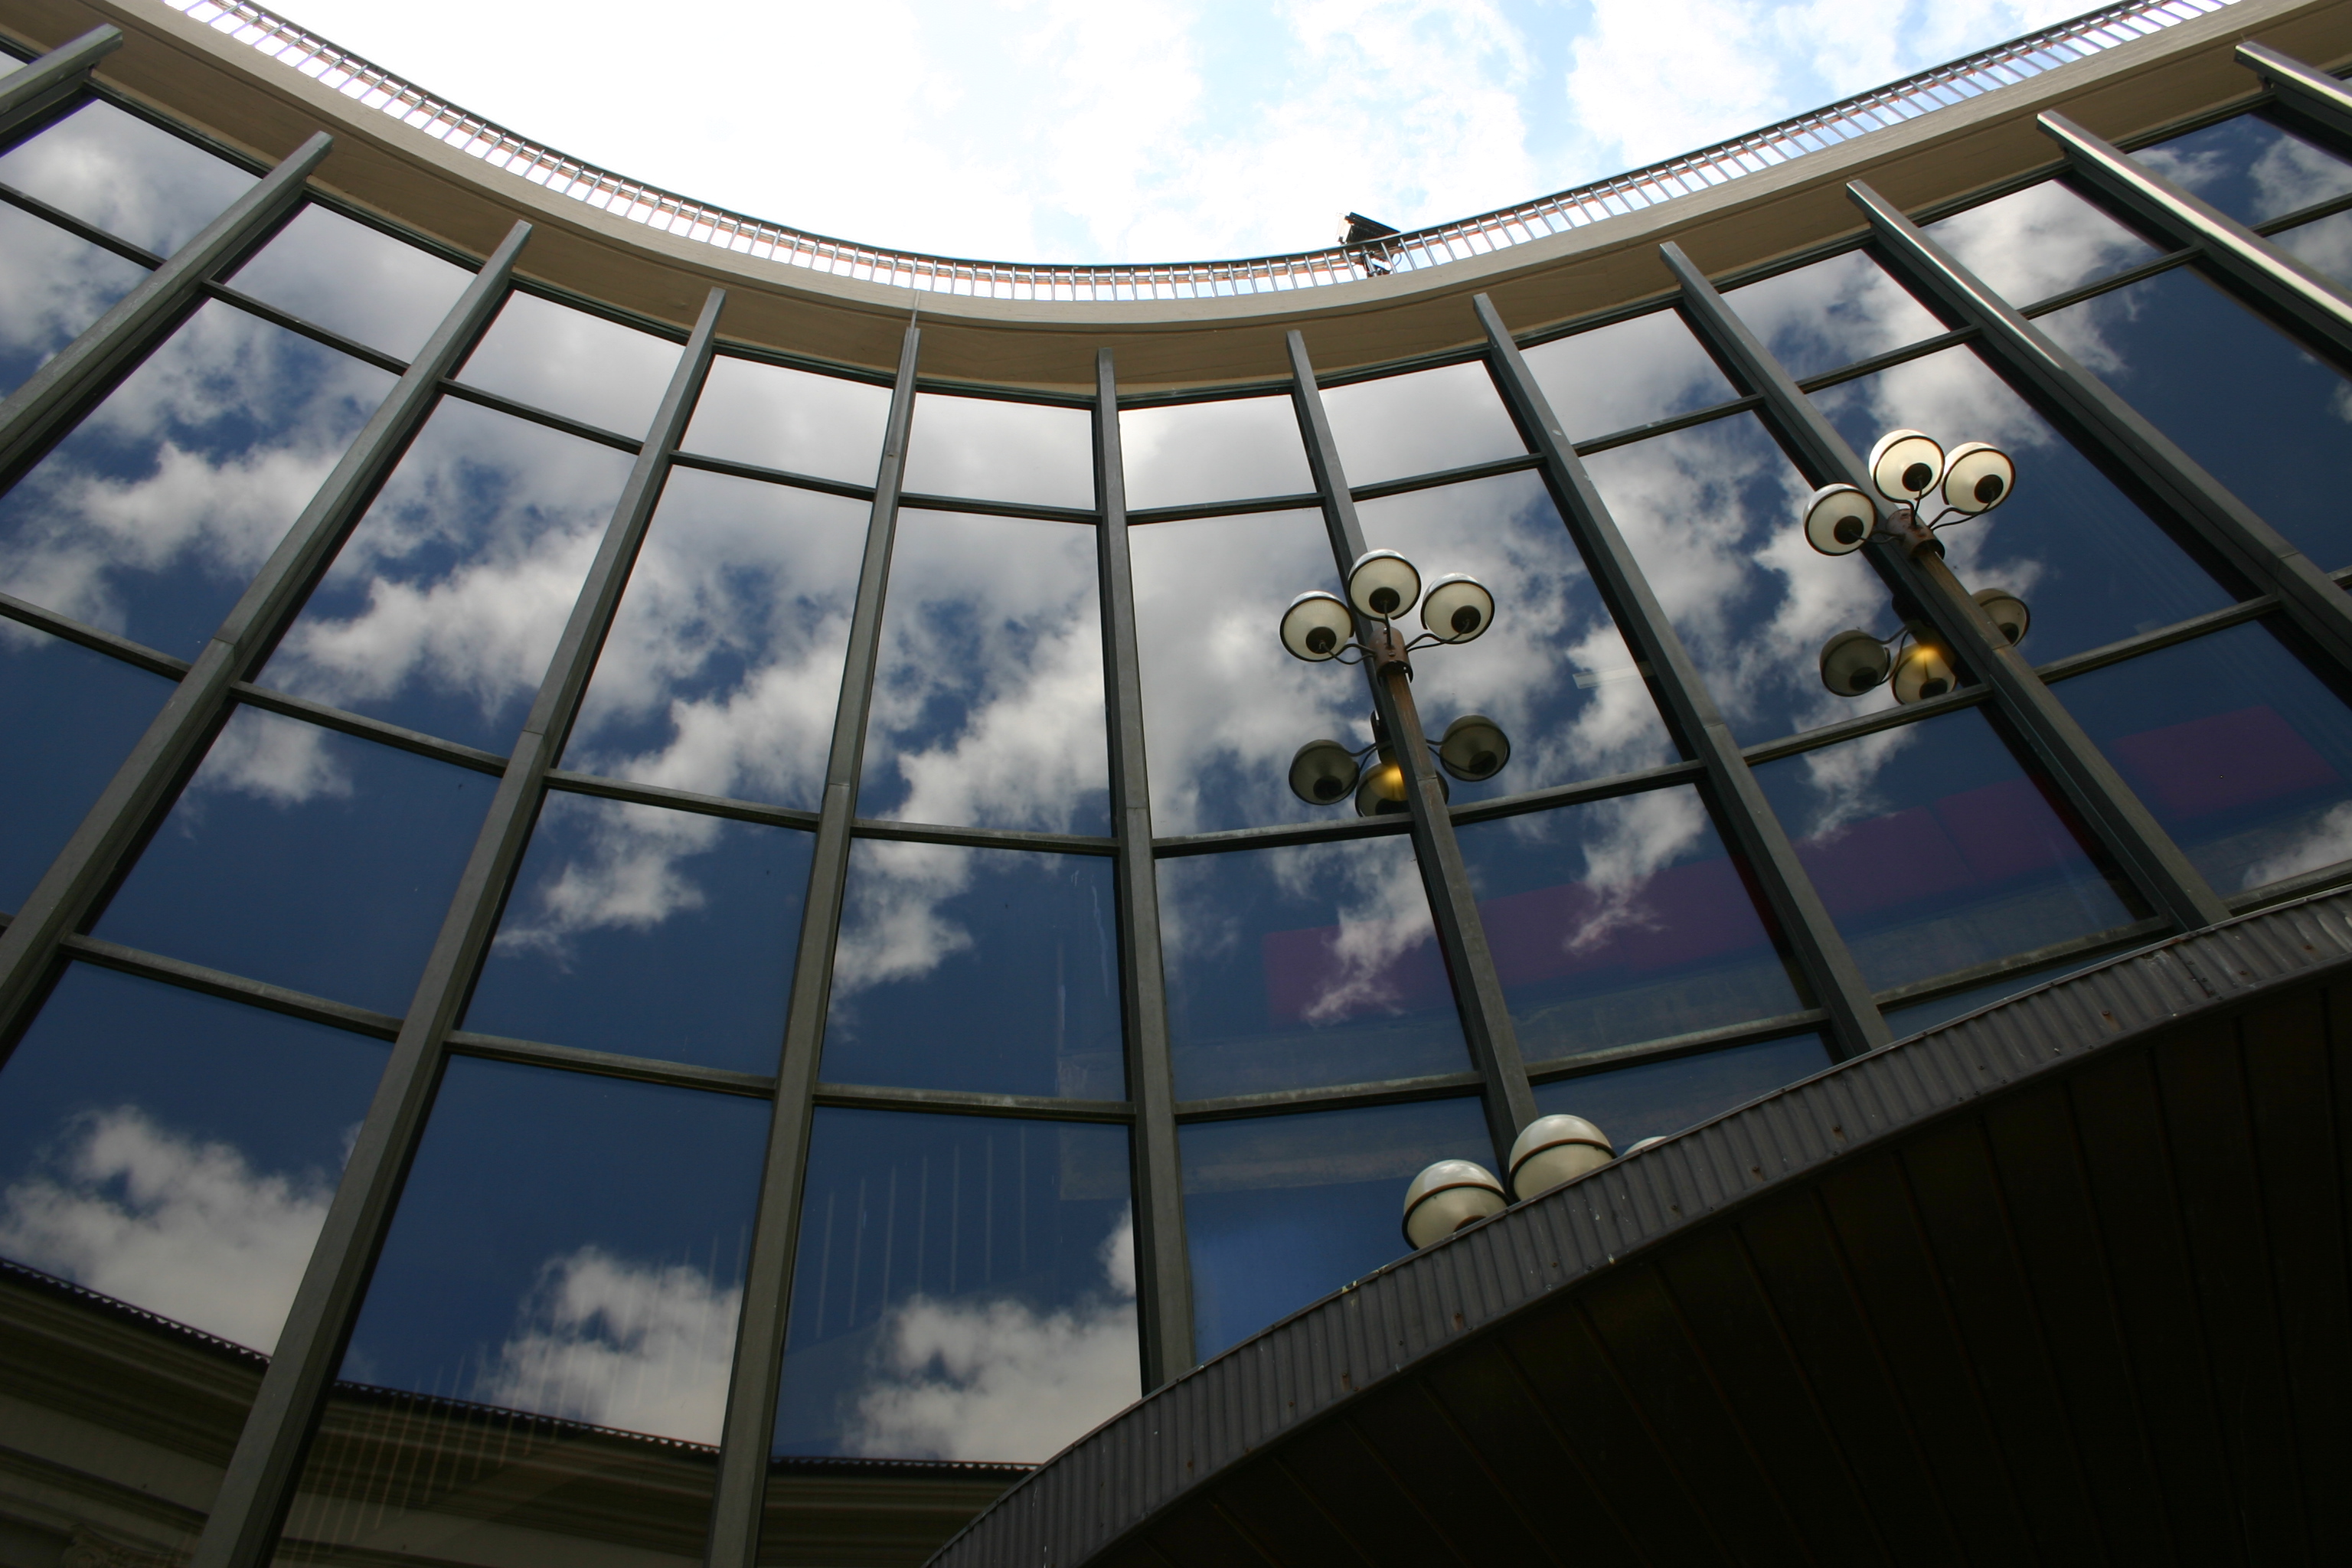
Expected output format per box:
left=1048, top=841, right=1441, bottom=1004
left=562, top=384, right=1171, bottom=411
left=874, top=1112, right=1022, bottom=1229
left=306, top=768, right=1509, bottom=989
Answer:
left=270, top=0, right=2089, bottom=266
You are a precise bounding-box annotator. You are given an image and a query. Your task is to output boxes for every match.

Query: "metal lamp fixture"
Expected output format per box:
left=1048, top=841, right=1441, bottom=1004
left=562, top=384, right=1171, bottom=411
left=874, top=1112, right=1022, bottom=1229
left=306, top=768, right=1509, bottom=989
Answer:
left=1506, top=1114, right=1615, bottom=1200
left=1401, top=1159, right=1505, bottom=1249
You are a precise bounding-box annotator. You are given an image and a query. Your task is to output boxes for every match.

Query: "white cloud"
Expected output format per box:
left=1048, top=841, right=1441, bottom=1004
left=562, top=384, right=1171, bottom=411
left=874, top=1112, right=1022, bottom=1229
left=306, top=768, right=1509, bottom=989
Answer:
left=188, top=705, right=354, bottom=807
left=2241, top=801, right=2352, bottom=891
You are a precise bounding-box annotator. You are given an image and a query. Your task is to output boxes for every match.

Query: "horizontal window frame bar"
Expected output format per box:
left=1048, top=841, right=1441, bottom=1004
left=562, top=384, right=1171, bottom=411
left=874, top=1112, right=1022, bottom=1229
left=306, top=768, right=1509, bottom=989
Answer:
left=895, top=490, right=1099, bottom=525
left=542, top=769, right=821, bottom=830
left=201, top=279, right=410, bottom=376
left=57, top=933, right=402, bottom=1038
left=811, top=1081, right=1135, bottom=1122
left=1126, top=491, right=1324, bottom=526
left=0, top=590, right=189, bottom=678
left=1867, top=916, right=2172, bottom=1014
left=1446, top=760, right=1709, bottom=826
left=1115, top=378, right=1295, bottom=412
left=707, top=338, right=897, bottom=392
left=1173, top=1069, right=1487, bottom=1123
left=230, top=682, right=508, bottom=775
left=1154, top=812, right=1413, bottom=857
left=1570, top=394, right=1765, bottom=458
left=0, top=177, right=164, bottom=268
left=1740, top=684, right=1989, bottom=766
left=1794, top=325, right=1981, bottom=394
left=848, top=818, right=1119, bottom=856
left=445, top=1028, right=778, bottom=1097
left=668, top=449, right=876, bottom=503
left=2033, top=593, right=2282, bottom=683
left=1524, top=1008, right=1833, bottom=1085
left=2229, top=854, right=2352, bottom=914
left=435, top=377, right=645, bottom=453
left=1347, top=451, right=1544, bottom=503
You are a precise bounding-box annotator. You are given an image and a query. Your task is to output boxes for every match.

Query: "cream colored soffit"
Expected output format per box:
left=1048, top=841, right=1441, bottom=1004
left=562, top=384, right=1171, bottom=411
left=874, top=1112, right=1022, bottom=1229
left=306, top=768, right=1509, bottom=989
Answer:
left=1, top=0, right=2347, bottom=385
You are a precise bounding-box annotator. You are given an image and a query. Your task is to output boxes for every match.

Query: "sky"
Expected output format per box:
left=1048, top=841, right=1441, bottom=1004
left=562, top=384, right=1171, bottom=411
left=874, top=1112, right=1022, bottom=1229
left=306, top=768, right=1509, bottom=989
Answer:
left=256, top=0, right=2099, bottom=264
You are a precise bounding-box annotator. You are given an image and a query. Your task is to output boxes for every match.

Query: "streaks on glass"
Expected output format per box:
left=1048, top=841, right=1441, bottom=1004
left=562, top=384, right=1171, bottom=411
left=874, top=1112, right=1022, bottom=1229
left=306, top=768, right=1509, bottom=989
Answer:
left=0, top=300, right=394, bottom=658
left=0, top=964, right=386, bottom=1354
left=0, top=203, right=150, bottom=399
left=1753, top=707, right=2138, bottom=991
left=0, top=626, right=171, bottom=912
left=902, top=392, right=1093, bottom=509
left=1880, top=952, right=2110, bottom=1038
left=1316, top=358, right=1526, bottom=487
left=823, top=841, right=1121, bottom=1099
left=224, top=203, right=472, bottom=361
left=564, top=468, right=865, bottom=808
left=454, top=291, right=681, bottom=436
left=262, top=399, right=635, bottom=752
left=1532, top=1034, right=1831, bottom=1149
left=2054, top=619, right=2352, bottom=895
left=1524, top=308, right=1736, bottom=442
left=681, top=355, right=893, bottom=486
left=1922, top=178, right=2161, bottom=306
left=1723, top=248, right=1944, bottom=382
left=1457, top=786, right=1805, bottom=1063
left=776, top=1109, right=1135, bottom=1461
left=859, top=510, right=1107, bottom=835
left=1118, top=394, right=1312, bottom=510
left=1357, top=472, right=1673, bottom=799
left=1180, top=1096, right=1489, bottom=1357
left=466, top=792, right=814, bottom=1074
left=2133, top=111, right=2352, bottom=226
left=95, top=707, right=489, bottom=1014
left=0, top=100, right=254, bottom=256
left=1158, top=834, right=1465, bottom=1102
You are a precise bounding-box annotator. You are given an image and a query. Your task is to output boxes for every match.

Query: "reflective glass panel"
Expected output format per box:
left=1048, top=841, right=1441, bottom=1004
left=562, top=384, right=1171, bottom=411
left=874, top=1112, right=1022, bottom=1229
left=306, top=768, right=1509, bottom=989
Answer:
left=1131, top=508, right=1364, bottom=834
left=224, top=203, right=472, bottom=361
left=2040, top=266, right=2352, bottom=567
left=0, top=203, right=149, bottom=400
left=563, top=469, right=865, bottom=806
left=1724, top=249, right=1944, bottom=381
left=1159, top=834, right=1467, bottom=1102
left=96, top=708, right=489, bottom=1013
left=1753, top=707, right=2139, bottom=991
left=776, top=1109, right=1135, bottom=1461
left=1522, top=308, right=1736, bottom=442
left=1357, top=472, right=1674, bottom=800
left=1813, top=345, right=2236, bottom=659
left=1922, top=178, right=2161, bottom=306
left=1181, top=1096, right=1490, bottom=1357
left=2135, top=113, right=2352, bottom=225
left=455, top=291, right=681, bottom=436
left=681, top=355, right=893, bottom=485
left=0, top=300, right=395, bottom=658
left=2055, top=620, right=2352, bottom=895
left=1532, top=1034, right=1831, bottom=1148
left=1318, top=360, right=1525, bottom=487
left=825, top=841, right=1122, bottom=1099
left=0, top=964, right=384, bottom=1351
left=1117, top=394, right=1312, bottom=509
left=0, top=627, right=170, bottom=911
left=1584, top=412, right=1903, bottom=747
left=1881, top=951, right=2113, bottom=1038
left=859, top=510, right=1107, bottom=834
left=465, top=793, right=814, bottom=1073
left=902, top=393, right=1093, bottom=509
left=0, top=100, right=254, bottom=254
left=1459, top=786, right=1805, bottom=1063
left=263, top=400, right=636, bottom=752
left=2275, top=207, right=2352, bottom=289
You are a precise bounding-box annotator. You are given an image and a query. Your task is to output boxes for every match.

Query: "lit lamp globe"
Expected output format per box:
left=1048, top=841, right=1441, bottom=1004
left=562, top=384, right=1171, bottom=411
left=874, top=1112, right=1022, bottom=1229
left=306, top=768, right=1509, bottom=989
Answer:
left=1420, top=573, right=1494, bottom=642
left=1818, top=629, right=1892, bottom=697
left=1507, top=1114, right=1615, bottom=1201
left=1354, top=751, right=1444, bottom=815
left=1288, top=739, right=1361, bottom=805
left=1802, top=483, right=1876, bottom=556
left=1347, top=549, right=1422, bottom=620
left=1280, top=590, right=1354, bottom=662
left=1437, top=714, right=1511, bottom=782
left=1866, top=429, right=1945, bottom=501
left=1892, top=637, right=1958, bottom=703
left=1402, top=1159, right=1505, bottom=1250
left=1971, top=586, right=2030, bottom=647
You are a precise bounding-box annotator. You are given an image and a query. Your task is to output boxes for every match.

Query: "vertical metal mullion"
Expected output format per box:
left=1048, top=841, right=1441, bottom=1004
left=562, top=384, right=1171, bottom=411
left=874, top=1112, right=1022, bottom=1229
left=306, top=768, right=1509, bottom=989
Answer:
left=0, top=26, right=121, bottom=143
left=1093, top=350, right=1194, bottom=1383
left=704, top=322, right=922, bottom=1568
left=2238, top=41, right=2352, bottom=149
left=1663, top=240, right=2231, bottom=933
left=1284, top=331, right=1537, bottom=1162
left=187, top=285, right=727, bottom=1568
left=0, top=219, right=531, bottom=1055
left=1471, top=294, right=1889, bottom=1061
left=0, top=130, right=331, bottom=483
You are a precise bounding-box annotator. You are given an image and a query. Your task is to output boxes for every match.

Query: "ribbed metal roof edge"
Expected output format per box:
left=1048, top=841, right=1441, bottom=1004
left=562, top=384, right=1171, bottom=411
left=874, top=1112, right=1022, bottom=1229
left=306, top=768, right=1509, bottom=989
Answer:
left=926, top=886, right=2352, bottom=1568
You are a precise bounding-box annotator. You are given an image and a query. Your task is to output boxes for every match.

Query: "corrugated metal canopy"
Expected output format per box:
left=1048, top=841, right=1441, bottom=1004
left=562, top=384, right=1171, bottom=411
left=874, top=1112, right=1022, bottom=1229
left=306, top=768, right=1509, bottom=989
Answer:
left=929, top=889, right=2352, bottom=1565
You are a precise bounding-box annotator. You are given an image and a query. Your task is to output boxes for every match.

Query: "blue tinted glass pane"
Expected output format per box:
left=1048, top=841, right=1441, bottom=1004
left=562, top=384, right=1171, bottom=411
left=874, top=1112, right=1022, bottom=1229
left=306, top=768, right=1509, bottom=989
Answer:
left=0, top=100, right=255, bottom=254
left=1118, top=394, right=1311, bottom=510
left=224, top=203, right=472, bottom=361
left=0, top=628, right=169, bottom=911
left=0, top=965, right=384, bottom=1351
left=0, top=300, right=395, bottom=658
left=1459, top=786, right=1804, bottom=1063
left=1182, top=1096, right=1489, bottom=1357
left=1319, top=360, right=1525, bottom=488
left=1160, top=835, right=1467, bottom=1101
left=1357, top=472, right=1674, bottom=799
left=1812, top=346, right=2236, bottom=659
left=1725, top=249, right=1943, bottom=381
left=2135, top=113, right=2352, bottom=225
left=1533, top=1034, right=1831, bottom=1148
left=1586, top=412, right=1904, bottom=746
left=777, top=1109, right=1135, bottom=1461
left=96, top=708, right=488, bottom=1012
left=1882, top=952, right=2114, bottom=1038
left=263, top=400, right=635, bottom=751
left=903, top=394, right=1093, bottom=509
left=860, top=511, right=1106, bottom=834
left=2055, top=621, right=2352, bottom=895
left=2042, top=266, right=2352, bottom=569
left=1922, top=178, right=2161, bottom=307
left=341, top=1057, right=766, bottom=1444
left=681, top=356, right=892, bottom=486
left=0, top=204, right=149, bottom=399
left=2276, top=209, right=2352, bottom=289
left=1524, top=308, right=1736, bottom=442
left=465, top=793, right=813, bottom=1073
left=455, top=292, right=681, bottom=436
left=824, top=841, right=1121, bottom=1098
left=564, top=469, right=864, bottom=805
left=1753, top=707, right=2138, bottom=991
